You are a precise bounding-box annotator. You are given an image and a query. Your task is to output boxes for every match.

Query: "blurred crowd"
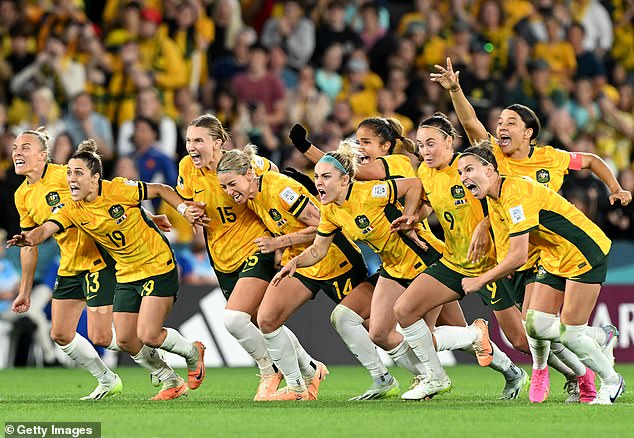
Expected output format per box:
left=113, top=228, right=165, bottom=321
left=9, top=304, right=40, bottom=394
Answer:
left=0, top=0, right=633, bottom=297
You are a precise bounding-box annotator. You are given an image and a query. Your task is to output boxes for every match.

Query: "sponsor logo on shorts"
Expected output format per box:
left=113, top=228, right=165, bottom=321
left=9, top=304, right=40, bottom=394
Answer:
left=536, top=266, right=547, bottom=280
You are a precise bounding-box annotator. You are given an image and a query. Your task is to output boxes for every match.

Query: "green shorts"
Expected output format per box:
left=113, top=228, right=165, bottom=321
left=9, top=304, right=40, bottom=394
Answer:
left=53, top=263, right=116, bottom=308
left=215, top=252, right=277, bottom=300
left=113, top=268, right=179, bottom=313
left=534, top=265, right=566, bottom=292
left=294, top=258, right=368, bottom=304
left=567, top=254, right=609, bottom=285
left=378, top=266, right=416, bottom=288
left=423, top=260, right=516, bottom=311
left=492, top=269, right=536, bottom=309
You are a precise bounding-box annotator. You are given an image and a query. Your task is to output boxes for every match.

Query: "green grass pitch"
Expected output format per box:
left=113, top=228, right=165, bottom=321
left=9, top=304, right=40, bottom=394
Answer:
left=2, top=365, right=632, bottom=437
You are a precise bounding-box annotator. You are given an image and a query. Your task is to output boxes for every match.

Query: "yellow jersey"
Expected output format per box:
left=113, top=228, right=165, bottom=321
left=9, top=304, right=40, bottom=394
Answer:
left=14, top=163, right=105, bottom=276
left=250, top=172, right=362, bottom=280
left=418, top=154, right=497, bottom=276
left=50, top=178, right=175, bottom=283
left=317, top=180, right=443, bottom=279
left=488, top=134, right=578, bottom=268
left=489, top=176, right=611, bottom=278
left=376, top=154, right=416, bottom=179
left=176, top=155, right=273, bottom=273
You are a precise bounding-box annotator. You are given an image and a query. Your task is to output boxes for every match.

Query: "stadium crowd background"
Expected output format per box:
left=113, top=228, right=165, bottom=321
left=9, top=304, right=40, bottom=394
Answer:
left=0, top=0, right=632, bottom=342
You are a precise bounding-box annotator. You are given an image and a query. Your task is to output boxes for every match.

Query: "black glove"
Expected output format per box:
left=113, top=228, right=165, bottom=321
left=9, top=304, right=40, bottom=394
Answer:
left=289, top=124, right=311, bottom=153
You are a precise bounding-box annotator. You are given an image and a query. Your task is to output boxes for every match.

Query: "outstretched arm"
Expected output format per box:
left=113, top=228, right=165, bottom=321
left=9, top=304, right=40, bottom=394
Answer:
left=577, top=153, right=632, bottom=206
left=271, top=233, right=335, bottom=286
left=7, top=221, right=61, bottom=248
left=289, top=124, right=325, bottom=163
left=462, top=233, right=528, bottom=294
left=431, top=57, right=488, bottom=144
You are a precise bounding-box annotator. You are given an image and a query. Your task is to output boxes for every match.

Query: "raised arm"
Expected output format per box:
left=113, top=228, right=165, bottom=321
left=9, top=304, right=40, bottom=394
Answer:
left=577, top=153, right=632, bottom=206
left=289, top=124, right=326, bottom=164
left=462, top=233, right=529, bottom=294
left=431, top=57, right=488, bottom=144
left=271, top=233, right=335, bottom=286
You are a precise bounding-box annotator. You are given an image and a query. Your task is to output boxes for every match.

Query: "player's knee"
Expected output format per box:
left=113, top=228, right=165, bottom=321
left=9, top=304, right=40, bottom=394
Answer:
left=559, top=324, right=582, bottom=351
left=50, top=328, right=74, bottom=346
left=223, top=309, right=252, bottom=337
left=137, top=327, right=162, bottom=347
left=88, top=330, right=112, bottom=348
left=509, top=334, right=530, bottom=354
left=392, top=299, right=412, bottom=326
left=525, top=309, right=552, bottom=339
left=330, top=304, right=357, bottom=330
left=368, top=326, right=389, bottom=348
left=257, top=311, right=282, bottom=334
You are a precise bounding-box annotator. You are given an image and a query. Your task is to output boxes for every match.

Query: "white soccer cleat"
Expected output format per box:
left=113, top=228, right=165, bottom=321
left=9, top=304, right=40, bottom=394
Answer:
left=401, top=375, right=452, bottom=401
left=349, top=378, right=400, bottom=401
left=590, top=374, right=625, bottom=405
left=500, top=367, right=529, bottom=400
left=601, top=324, right=619, bottom=367
left=80, top=374, right=123, bottom=400
left=564, top=378, right=580, bottom=403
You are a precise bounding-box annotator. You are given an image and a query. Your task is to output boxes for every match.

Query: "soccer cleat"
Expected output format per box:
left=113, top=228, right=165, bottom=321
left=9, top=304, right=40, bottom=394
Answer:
left=600, top=324, right=619, bottom=367
left=578, top=368, right=597, bottom=403
left=500, top=367, right=529, bottom=400
left=151, top=377, right=189, bottom=400
left=349, top=378, right=400, bottom=401
left=590, top=374, right=625, bottom=405
left=265, top=386, right=309, bottom=401
left=187, top=341, right=206, bottom=390
left=253, top=372, right=284, bottom=401
left=80, top=374, right=123, bottom=400
left=472, top=319, right=493, bottom=367
left=529, top=368, right=550, bottom=403
left=150, top=348, right=166, bottom=387
left=306, top=361, right=329, bottom=401
left=401, top=375, right=452, bottom=401
left=563, top=378, right=580, bottom=403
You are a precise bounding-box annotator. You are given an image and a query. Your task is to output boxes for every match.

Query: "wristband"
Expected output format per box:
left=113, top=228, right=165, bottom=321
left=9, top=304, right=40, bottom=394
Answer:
left=177, top=203, right=188, bottom=216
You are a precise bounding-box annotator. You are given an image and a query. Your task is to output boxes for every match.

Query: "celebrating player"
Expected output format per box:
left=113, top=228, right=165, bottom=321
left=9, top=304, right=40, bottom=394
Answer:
left=9, top=140, right=205, bottom=401
left=457, top=145, right=626, bottom=405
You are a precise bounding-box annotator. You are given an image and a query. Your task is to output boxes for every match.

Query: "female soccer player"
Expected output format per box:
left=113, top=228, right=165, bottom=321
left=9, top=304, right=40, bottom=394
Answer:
left=11, top=128, right=122, bottom=400
left=176, top=114, right=326, bottom=400
left=272, top=140, right=457, bottom=397
left=457, top=145, right=625, bottom=405
left=9, top=140, right=205, bottom=401
left=390, top=113, right=529, bottom=401
left=433, top=57, right=630, bottom=402
left=290, top=118, right=503, bottom=400
left=216, top=145, right=368, bottom=400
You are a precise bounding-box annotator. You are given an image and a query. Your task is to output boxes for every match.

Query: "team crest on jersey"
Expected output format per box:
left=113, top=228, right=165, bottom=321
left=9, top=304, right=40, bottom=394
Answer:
left=269, top=208, right=282, bottom=221
left=354, top=215, right=374, bottom=234
left=109, top=204, right=125, bottom=219
left=536, top=169, right=550, bottom=184
left=46, top=191, right=61, bottom=206
left=451, top=185, right=465, bottom=199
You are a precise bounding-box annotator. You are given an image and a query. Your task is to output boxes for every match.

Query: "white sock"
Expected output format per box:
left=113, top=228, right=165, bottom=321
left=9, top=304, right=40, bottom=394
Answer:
left=224, top=309, right=277, bottom=375
left=262, top=327, right=305, bottom=390
left=330, top=305, right=390, bottom=381
left=160, top=327, right=197, bottom=364
left=387, top=339, right=427, bottom=376
left=550, top=341, right=585, bottom=377
left=131, top=345, right=179, bottom=383
left=560, top=323, right=618, bottom=383
left=434, top=325, right=478, bottom=351
left=59, top=333, right=116, bottom=384
left=526, top=310, right=560, bottom=340
left=401, top=319, right=446, bottom=379
left=106, top=327, right=121, bottom=352
left=524, top=312, right=552, bottom=370
left=283, top=326, right=316, bottom=379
